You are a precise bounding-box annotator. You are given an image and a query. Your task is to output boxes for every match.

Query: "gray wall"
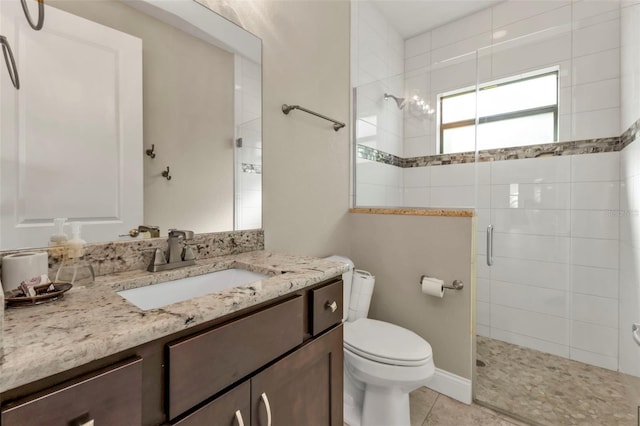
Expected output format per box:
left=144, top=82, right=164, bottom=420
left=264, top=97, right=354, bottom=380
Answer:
left=349, top=213, right=475, bottom=380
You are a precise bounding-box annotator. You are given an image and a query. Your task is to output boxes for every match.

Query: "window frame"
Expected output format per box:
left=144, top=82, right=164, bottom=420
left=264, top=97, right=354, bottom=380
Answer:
left=438, top=69, right=559, bottom=154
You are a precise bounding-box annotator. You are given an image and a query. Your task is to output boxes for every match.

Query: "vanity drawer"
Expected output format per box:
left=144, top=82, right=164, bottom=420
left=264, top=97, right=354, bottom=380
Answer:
left=310, top=279, right=343, bottom=336
left=1, top=357, right=142, bottom=426
left=172, top=381, right=250, bottom=426
left=166, top=295, right=304, bottom=420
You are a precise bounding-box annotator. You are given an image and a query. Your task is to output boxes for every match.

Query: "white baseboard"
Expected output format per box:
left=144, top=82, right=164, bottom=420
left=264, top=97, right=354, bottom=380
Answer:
left=426, top=368, right=472, bottom=404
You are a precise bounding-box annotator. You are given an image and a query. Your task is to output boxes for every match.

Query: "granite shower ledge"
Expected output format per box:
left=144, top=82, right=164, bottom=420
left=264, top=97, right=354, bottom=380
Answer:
left=0, top=251, right=349, bottom=393
left=350, top=208, right=474, bottom=218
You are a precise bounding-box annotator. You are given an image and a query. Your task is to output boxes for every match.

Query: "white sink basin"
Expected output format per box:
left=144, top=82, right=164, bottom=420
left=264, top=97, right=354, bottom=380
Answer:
left=117, top=268, right=269, bottom=310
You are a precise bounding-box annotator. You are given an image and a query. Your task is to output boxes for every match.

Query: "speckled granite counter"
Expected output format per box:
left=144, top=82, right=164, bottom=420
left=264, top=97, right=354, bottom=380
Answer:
left=350, top=208, right=474, bottom=217
left=0, top=251, right=348, bottom=393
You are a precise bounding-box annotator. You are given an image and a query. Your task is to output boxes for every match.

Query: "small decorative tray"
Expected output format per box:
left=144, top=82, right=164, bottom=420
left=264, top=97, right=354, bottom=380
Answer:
left=4, top=283, right=72, bottom=308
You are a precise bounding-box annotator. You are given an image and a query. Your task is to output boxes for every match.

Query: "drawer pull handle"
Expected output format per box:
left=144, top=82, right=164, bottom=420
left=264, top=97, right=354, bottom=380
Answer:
left=260, top=392, right=272, bottom=426
left=234, top=409, right=245, bottom=426
left=326, top=301, right=338, bottom=313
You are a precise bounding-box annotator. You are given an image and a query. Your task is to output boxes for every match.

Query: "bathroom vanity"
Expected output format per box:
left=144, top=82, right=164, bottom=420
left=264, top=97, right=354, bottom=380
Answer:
left=0, top=251, right=346, bottom=426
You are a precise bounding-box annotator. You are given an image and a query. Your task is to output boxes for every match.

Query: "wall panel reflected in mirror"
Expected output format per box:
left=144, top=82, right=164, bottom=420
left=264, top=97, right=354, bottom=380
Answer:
left=0, top=0, right=262, bottom=250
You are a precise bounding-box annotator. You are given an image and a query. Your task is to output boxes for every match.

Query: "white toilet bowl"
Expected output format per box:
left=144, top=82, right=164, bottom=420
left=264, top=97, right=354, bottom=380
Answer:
left=324, top=256, right=435, bottom=426
left=343, top=318, right=434, bottom=426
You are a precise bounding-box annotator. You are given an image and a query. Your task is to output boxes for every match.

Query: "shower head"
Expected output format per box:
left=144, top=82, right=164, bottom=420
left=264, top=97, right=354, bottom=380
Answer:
left=384, top=93, right=406, bottom=110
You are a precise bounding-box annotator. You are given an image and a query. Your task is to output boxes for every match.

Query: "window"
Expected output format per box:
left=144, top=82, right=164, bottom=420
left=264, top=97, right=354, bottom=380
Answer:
left=439, top=70, right=559, bottom=154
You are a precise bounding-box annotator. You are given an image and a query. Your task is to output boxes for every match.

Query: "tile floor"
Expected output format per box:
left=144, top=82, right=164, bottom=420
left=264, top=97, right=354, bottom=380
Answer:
left=475, top=336, right=640, bottom=426
left=344, top=386, right=529, bottom=426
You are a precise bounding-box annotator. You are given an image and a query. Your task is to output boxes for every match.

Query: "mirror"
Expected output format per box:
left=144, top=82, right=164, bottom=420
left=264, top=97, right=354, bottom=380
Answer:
left=0, top=0, right=262, bottom=250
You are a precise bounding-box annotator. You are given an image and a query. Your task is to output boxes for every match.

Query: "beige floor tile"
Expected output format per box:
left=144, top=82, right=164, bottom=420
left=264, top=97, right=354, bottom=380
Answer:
left=410, top=386, right=439, bottom=426
left=423, top=395, right=523, bottom=426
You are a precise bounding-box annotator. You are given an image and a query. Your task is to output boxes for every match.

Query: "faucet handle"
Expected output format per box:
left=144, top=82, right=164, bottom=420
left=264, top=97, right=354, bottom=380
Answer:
left=168, top=229, right=194, bottom=240
left=141, top=247, right=167, bottom=266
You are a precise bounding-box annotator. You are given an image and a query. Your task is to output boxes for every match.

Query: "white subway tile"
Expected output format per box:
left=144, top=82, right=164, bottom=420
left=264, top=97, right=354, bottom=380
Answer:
left=405, top=31, right=431, bottom=58
left=404, top=167, right=430, bottom=187
left=477, top=230, right=487, bottom=256
left=571, top=210, right=619, bottom=239
left=477, top=254, right=491, bottom=279
left=432, top=8, right=492, bottom=49
left=494, top=4, right=571, bottom=45
left=492, top=208, right=571, bottom=236
left=430, top=185, right=476, bottom=208
left=403, top=187, right=429, bottom=207
left=405, top=52, right=430, bottom=73
left=572, top=320, right=618, bottom=357
left=572, top=293, right=618, bottom=328
left=492, top=34, right=572, bottom=80
left=477, top=324, right=491, bottom=338
left=571, top=181, right=620, bottom=210
left=404, top=137, right=435, bottom=157
left=477, top=301, right=491, bottom=326
left=491, top=183, right=572, bottom=210
left=492, top=0, right=572, bottom=28
left=573, top=18, right=621, bottom=57
left=492, top=280, right=567, bottom=317
left=492, top=257, right=570, bottom=291
left=431, top=32, right=492, bottom=64
left=570, top=237, right=619, bottom=269
left=620, top=140, right=640, bottom=179
left=491, top=304, right=569, bottom=345
left=573, top=0, right=621, bottom=24
left=572, top=48, right=620, bottom=85
left=477, top=185, right=492, bottom=209
left=476, top=208, right=491, bottom=230
left=571, top=152, right=620, bottom=182
left=570, top=348, right=618, bottom=371
left=430, top=57, right=479, bottom=94
left=491, top=328, right=570, bottom=358
left=356, top=183, right=386, bottom=206
left=559, top=87, right=572, bottom=116
left=491, top=156, right=571, bottom=184
left=477, top=278, right=491, bottom=302
left=493, top=233, right=571, bottom=263
left=572, top=108, right=621, bottom=139
left=572, top=78, right=620, bottom=113
left=431, top=163, right=478, bottom=186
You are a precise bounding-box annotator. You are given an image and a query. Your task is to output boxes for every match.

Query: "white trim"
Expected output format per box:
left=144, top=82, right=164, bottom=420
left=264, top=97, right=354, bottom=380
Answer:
left=425, top=368, right=472, bottom=404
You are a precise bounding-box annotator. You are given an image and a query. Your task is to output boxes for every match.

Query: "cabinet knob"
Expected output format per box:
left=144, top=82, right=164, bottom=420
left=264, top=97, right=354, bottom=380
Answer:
left=234, top=409, right=245, bottom=426
left=260, top=392, right=272, bottom=426
left=325, top=301, right=338, bottom=313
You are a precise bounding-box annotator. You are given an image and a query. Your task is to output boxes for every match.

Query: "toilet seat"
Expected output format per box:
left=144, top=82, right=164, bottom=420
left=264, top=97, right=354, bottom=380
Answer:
left=344, top=319, right=432, bottom=367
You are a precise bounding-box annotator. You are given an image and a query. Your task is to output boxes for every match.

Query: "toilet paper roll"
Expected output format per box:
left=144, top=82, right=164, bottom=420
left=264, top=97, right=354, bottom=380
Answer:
left=349, top=270, right=375, bottom=321
left=2, top=251, right=49, bottom=292
left=421, top=276, right=444, bottom=298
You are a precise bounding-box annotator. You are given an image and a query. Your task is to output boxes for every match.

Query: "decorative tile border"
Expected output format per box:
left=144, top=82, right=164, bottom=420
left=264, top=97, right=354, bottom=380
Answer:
left=242, top=163, right=262, bottom=174
left=358, top=117, right=640, bottom=168
left=0, top=229, right=264, bottom=279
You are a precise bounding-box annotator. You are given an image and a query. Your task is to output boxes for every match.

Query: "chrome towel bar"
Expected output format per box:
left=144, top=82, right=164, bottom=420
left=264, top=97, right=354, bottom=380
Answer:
left=282, top=104, right=345, bottom=131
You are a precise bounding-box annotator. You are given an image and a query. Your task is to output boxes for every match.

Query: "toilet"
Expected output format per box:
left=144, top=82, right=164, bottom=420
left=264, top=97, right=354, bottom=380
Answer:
left=325, top=256, right=435, bottom=426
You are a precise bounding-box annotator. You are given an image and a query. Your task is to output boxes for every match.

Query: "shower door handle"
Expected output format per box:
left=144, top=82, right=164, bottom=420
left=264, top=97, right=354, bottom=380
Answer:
left=486, top=225, right=494, bottom=266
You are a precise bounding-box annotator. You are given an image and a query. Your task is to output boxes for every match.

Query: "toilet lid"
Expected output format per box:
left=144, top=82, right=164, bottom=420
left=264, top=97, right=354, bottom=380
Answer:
left=344, top=319, right=432, bottom=367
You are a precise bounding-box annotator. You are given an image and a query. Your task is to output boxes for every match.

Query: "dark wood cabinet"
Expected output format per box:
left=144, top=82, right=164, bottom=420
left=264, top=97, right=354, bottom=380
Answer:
left=251, top=325, right=343, bottom=426
left=1, top=277, right=344, bottom=426
left=1, top=357, right=143, bottom=426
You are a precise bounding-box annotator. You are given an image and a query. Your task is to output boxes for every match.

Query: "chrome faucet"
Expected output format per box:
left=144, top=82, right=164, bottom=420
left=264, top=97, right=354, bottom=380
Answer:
left=146, top=229, right=196, bottom=272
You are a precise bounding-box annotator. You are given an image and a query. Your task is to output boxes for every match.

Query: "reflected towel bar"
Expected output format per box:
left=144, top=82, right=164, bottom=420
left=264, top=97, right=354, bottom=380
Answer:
left=282, top=104, right=345, bottom=131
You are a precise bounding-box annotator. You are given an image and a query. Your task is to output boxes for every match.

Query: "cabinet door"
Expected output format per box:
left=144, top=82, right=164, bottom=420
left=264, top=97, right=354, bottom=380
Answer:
left=251, top=325, right=343, bottom=426
left=173, top=381, right=250, bottom=426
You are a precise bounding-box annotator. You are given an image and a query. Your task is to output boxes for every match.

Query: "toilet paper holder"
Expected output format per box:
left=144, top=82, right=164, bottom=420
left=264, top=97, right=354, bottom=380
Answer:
left=419, top=275, right=464, bottom=291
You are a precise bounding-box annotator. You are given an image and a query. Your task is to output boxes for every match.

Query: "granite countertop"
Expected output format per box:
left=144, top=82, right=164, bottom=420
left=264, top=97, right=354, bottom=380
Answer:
left=0, top=251, right=349, bottom=393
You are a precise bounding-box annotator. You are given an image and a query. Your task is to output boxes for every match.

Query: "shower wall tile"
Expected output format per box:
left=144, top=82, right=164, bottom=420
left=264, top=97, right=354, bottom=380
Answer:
left=572, top=320, right=618, bottom=358
left=572, top=48, right=620, bottom=86
left=491, top=258, right=569, bottom=292
left=572, top=78, right=620, bottom=113
left=430, top=185, right=476, bottom=208
left=491, top=280, right=567, bottom=317
left=572, top=17, right=620, bottom=58
left=491, top=329, right=570, bottom=359
left=491, top=156, right=571, bottom=184
left=572, top=293, right=619, bottom=328
left=570, top=347, right=618, bottom=371
left=492, top=0, right=571, bottom=28
left=494, top=4, right=571, bottom=45
left=572, top=265, right=619, bottom=299
left=477, top=278, right=491, bottom=302
left=571, top=237, right=619, bottom=269
left=571, top=151, right=620, bottom=181
left=571, top=181, right=620, bottom=210
left=491, top=304, right=569, bottom=346
left=491, top=209, right=571, bottom=237
left=431, top=8, right=492, bottom=50
left=477, top=301, right=491, bottom=326
left=403, top=187, right=429, bottom=207
left=572, top=107, right=621, bottom=139
left=493, top=233, right=571, bottom=263
left=570, top=210, right=619, bottom=239
left=491, top=183, right=572, bottom=210
left=405, top=31, right=431, bottom=58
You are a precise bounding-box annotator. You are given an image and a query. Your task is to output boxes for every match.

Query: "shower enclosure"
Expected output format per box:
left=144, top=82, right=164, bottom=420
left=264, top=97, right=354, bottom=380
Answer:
left=352, top=1, right=640, bottom=423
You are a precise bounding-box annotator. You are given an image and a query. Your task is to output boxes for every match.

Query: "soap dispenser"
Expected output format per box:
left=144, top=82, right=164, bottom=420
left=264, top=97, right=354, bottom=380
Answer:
left=55, top=222, right=95, bottom=285
left=49, top=217, right=68, bottom=246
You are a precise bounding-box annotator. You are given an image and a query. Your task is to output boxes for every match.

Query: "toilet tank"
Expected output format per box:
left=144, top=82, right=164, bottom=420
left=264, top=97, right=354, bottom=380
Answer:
left=324, top=255, right=353, bottom=322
